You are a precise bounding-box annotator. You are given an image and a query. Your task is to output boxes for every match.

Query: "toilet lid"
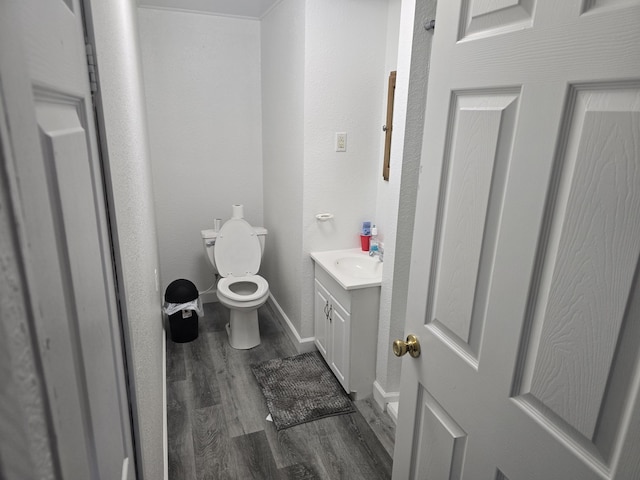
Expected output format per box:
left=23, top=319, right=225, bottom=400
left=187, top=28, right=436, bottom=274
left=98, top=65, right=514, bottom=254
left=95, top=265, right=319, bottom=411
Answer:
left=214, top=218, right=261, bottom=277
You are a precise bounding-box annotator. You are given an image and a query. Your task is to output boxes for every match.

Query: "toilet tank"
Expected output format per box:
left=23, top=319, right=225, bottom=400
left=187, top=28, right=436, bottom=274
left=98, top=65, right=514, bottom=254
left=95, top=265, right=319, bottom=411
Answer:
left=201, top=226, right=267, bottom=274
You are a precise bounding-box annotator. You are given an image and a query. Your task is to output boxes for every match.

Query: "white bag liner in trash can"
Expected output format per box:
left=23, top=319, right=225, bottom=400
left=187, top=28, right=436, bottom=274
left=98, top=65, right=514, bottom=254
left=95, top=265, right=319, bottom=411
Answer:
left=163, top=297, right=204, bottom=317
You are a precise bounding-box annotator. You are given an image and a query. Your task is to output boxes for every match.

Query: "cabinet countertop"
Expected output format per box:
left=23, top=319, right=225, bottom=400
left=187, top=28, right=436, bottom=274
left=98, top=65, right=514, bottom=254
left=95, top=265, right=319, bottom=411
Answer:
left=310, top=248, right=383, bottom=291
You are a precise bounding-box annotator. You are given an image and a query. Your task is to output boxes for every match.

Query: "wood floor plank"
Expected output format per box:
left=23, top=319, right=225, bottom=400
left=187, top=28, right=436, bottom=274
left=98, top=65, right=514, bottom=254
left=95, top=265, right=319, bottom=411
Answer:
left=333, top=411, right=393, bottom=479
left=192, top=405, right=233, bottom=480
left=166, top=338, right=186, bottom=382
left=258, top=303, right=288, bottom=339
left=231, top=430, right=279, bottom=479
left=313, top=416, right=360, bottom=479
left=262, top=422, right=298, bottom=469
left=354, top=398, right=396, bottom=459
left=278, top=463, right=322, bottom=480
left=167, top=380, right=196, bottom=479
left=268, top=421, right=338, bottom=479
left=199, top=302, right=228, bottom=333
left=208, top=329, right=271, bottom=437
left=272, top=416, right=355, bottom=479
left=247, top=333, right=297, bottom=368
left=263, top=420, right=327, bottom=470
left=186, top=332, right=221, bottom=409
left=249, top=303, right=298, bottom=360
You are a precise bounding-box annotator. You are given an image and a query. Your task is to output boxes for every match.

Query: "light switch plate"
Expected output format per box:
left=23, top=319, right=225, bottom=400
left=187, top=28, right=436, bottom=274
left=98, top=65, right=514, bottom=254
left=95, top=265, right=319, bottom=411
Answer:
left=335, top=132, right=347, bottom=152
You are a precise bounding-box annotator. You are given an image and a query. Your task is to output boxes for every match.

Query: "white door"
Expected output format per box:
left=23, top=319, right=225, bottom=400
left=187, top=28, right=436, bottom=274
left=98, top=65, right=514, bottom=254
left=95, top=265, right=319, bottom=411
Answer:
left=3, top=1, right=135, bottom=478
left=394, top=0, right=640, bottom=478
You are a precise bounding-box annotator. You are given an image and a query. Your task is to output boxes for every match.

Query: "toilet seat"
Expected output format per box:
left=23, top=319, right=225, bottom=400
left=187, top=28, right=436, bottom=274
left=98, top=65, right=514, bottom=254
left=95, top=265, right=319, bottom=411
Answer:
left=217, top=275, right=269, bottom=303
left=214, top=218, right=261, bottom=277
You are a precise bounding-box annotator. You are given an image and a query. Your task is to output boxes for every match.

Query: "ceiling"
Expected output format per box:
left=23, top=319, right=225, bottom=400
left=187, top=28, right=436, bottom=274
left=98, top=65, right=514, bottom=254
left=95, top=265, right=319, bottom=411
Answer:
left=137, top=0, right=281, bottom=19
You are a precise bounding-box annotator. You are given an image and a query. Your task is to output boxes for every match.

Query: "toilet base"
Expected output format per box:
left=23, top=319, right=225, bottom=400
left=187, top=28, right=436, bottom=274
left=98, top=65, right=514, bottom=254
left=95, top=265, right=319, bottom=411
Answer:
left=225, top=308, right=261, bottom=350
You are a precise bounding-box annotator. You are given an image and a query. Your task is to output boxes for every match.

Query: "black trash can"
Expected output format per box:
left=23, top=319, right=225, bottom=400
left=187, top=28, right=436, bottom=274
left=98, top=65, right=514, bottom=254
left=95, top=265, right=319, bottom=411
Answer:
left=165, top=279, right=199, bottom=343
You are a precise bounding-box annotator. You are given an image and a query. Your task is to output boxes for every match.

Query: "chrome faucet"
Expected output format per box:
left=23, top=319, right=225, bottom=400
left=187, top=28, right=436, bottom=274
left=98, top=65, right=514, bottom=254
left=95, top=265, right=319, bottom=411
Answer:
left=369, top=244, right=384, bottom=262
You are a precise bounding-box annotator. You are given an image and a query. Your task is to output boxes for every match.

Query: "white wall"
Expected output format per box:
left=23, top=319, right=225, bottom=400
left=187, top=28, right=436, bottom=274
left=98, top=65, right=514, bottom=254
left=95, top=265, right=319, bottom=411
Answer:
left=261, top=0, right=306, bottom=335
left=300, top=0, right=390, bottom=337
left=375, top=0, right=401, bottom=233
left=85, top=1, right=165, bottom=477
left=138, top=8, right=264, bottom=293
left=371, top=0, right=403, bottom=402
left=375, top=0, right=436, bottom=399
left=261, top=0, right=389, bottom=340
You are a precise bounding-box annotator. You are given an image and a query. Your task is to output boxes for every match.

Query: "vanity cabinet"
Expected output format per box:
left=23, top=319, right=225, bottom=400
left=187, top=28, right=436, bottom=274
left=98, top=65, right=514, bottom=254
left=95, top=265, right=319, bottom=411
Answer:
left=314, top=279, right=350, bottom=389
left=313, top=263, right=380, bottom=399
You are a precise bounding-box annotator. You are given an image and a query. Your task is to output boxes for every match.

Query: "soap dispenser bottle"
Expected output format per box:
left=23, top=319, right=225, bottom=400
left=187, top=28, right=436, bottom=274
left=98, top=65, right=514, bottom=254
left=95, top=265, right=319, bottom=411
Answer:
left=369, top=225, right=379, bottom=254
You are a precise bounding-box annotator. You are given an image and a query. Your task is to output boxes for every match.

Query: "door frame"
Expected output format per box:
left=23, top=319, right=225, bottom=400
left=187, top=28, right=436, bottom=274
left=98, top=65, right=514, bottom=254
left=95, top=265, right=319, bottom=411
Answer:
left=80, top=1, right=142, bottom=476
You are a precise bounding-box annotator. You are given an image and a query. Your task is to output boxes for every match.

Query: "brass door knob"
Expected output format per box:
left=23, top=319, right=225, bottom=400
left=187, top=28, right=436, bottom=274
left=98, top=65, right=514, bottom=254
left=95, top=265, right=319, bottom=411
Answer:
left=393, top=334, right=421, bottom=358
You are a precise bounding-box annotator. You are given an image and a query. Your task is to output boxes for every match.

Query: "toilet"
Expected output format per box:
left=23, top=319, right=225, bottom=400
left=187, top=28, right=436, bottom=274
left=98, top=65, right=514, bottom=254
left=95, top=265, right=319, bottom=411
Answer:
left=201, top=206, right=268, bottom=349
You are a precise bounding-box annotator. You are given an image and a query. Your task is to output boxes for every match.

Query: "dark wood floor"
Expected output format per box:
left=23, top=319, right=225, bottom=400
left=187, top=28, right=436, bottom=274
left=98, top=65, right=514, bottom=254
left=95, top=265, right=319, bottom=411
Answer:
left=166, top=301, right=395, bottom=479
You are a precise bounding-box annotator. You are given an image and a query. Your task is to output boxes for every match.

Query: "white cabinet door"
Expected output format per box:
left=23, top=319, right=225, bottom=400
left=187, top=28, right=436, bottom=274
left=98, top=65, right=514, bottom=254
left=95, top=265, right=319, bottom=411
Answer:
left=394, top=0, right=640, bottom=478
left=329, top=297, right=350, bottom=391
left=314, top=277, right=352, bottom=393
left=314, top=279, right=330, bottom=359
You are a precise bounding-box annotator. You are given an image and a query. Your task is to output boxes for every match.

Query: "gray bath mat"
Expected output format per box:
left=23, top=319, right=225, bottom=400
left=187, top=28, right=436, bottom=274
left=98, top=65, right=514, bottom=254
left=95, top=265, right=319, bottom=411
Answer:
left=251, top=351, right=355, bottom=430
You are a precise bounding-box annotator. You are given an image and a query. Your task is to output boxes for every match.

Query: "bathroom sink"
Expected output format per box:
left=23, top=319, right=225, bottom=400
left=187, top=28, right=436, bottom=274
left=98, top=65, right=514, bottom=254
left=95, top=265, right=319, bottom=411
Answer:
left=334, top=256, right=382, bottom=279
left=310, top=249, right=383, bottom=290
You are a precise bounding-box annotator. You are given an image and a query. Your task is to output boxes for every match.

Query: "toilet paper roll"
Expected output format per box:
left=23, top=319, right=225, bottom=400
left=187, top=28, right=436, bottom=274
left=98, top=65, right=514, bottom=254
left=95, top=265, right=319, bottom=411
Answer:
left=213, top=218, right=221, bottom=232
left=232, top=204, right=244, bottom=219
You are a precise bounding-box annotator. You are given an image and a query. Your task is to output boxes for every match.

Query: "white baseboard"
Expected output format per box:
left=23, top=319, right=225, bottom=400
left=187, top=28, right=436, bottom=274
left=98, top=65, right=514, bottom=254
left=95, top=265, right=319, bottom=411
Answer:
left=373, top=380, right=399, bottom=414
left=267, top=294, right=316, bottom=354
left=162, top=328, right=168, bottom=480
left=387, top=402, right=399, bottom=424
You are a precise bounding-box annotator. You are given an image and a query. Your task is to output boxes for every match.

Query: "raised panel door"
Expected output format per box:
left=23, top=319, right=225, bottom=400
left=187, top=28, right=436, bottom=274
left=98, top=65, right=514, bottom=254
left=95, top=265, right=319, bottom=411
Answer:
left=7, top=0, right=136, bottom=477
left=394, top=0, right=640, bottom=478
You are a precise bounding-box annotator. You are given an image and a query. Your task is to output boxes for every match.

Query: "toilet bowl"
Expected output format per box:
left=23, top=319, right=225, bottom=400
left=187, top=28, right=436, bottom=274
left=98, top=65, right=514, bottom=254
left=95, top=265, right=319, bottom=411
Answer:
left=207, top=210, right=269, bottom=349
left=217, top=276, right=269, bottom=310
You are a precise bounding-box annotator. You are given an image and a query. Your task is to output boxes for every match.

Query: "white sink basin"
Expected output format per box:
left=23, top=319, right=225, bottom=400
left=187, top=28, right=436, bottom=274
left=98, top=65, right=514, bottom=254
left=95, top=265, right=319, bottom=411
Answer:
left=334, top=256, right=382, bottom=279
left=310, top=248, right=383, bottom=290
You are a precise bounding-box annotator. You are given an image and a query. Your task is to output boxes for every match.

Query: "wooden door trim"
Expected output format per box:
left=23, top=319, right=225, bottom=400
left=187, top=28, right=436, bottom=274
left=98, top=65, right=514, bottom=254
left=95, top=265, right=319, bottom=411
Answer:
left=383, top=70, right=396, bottom=181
